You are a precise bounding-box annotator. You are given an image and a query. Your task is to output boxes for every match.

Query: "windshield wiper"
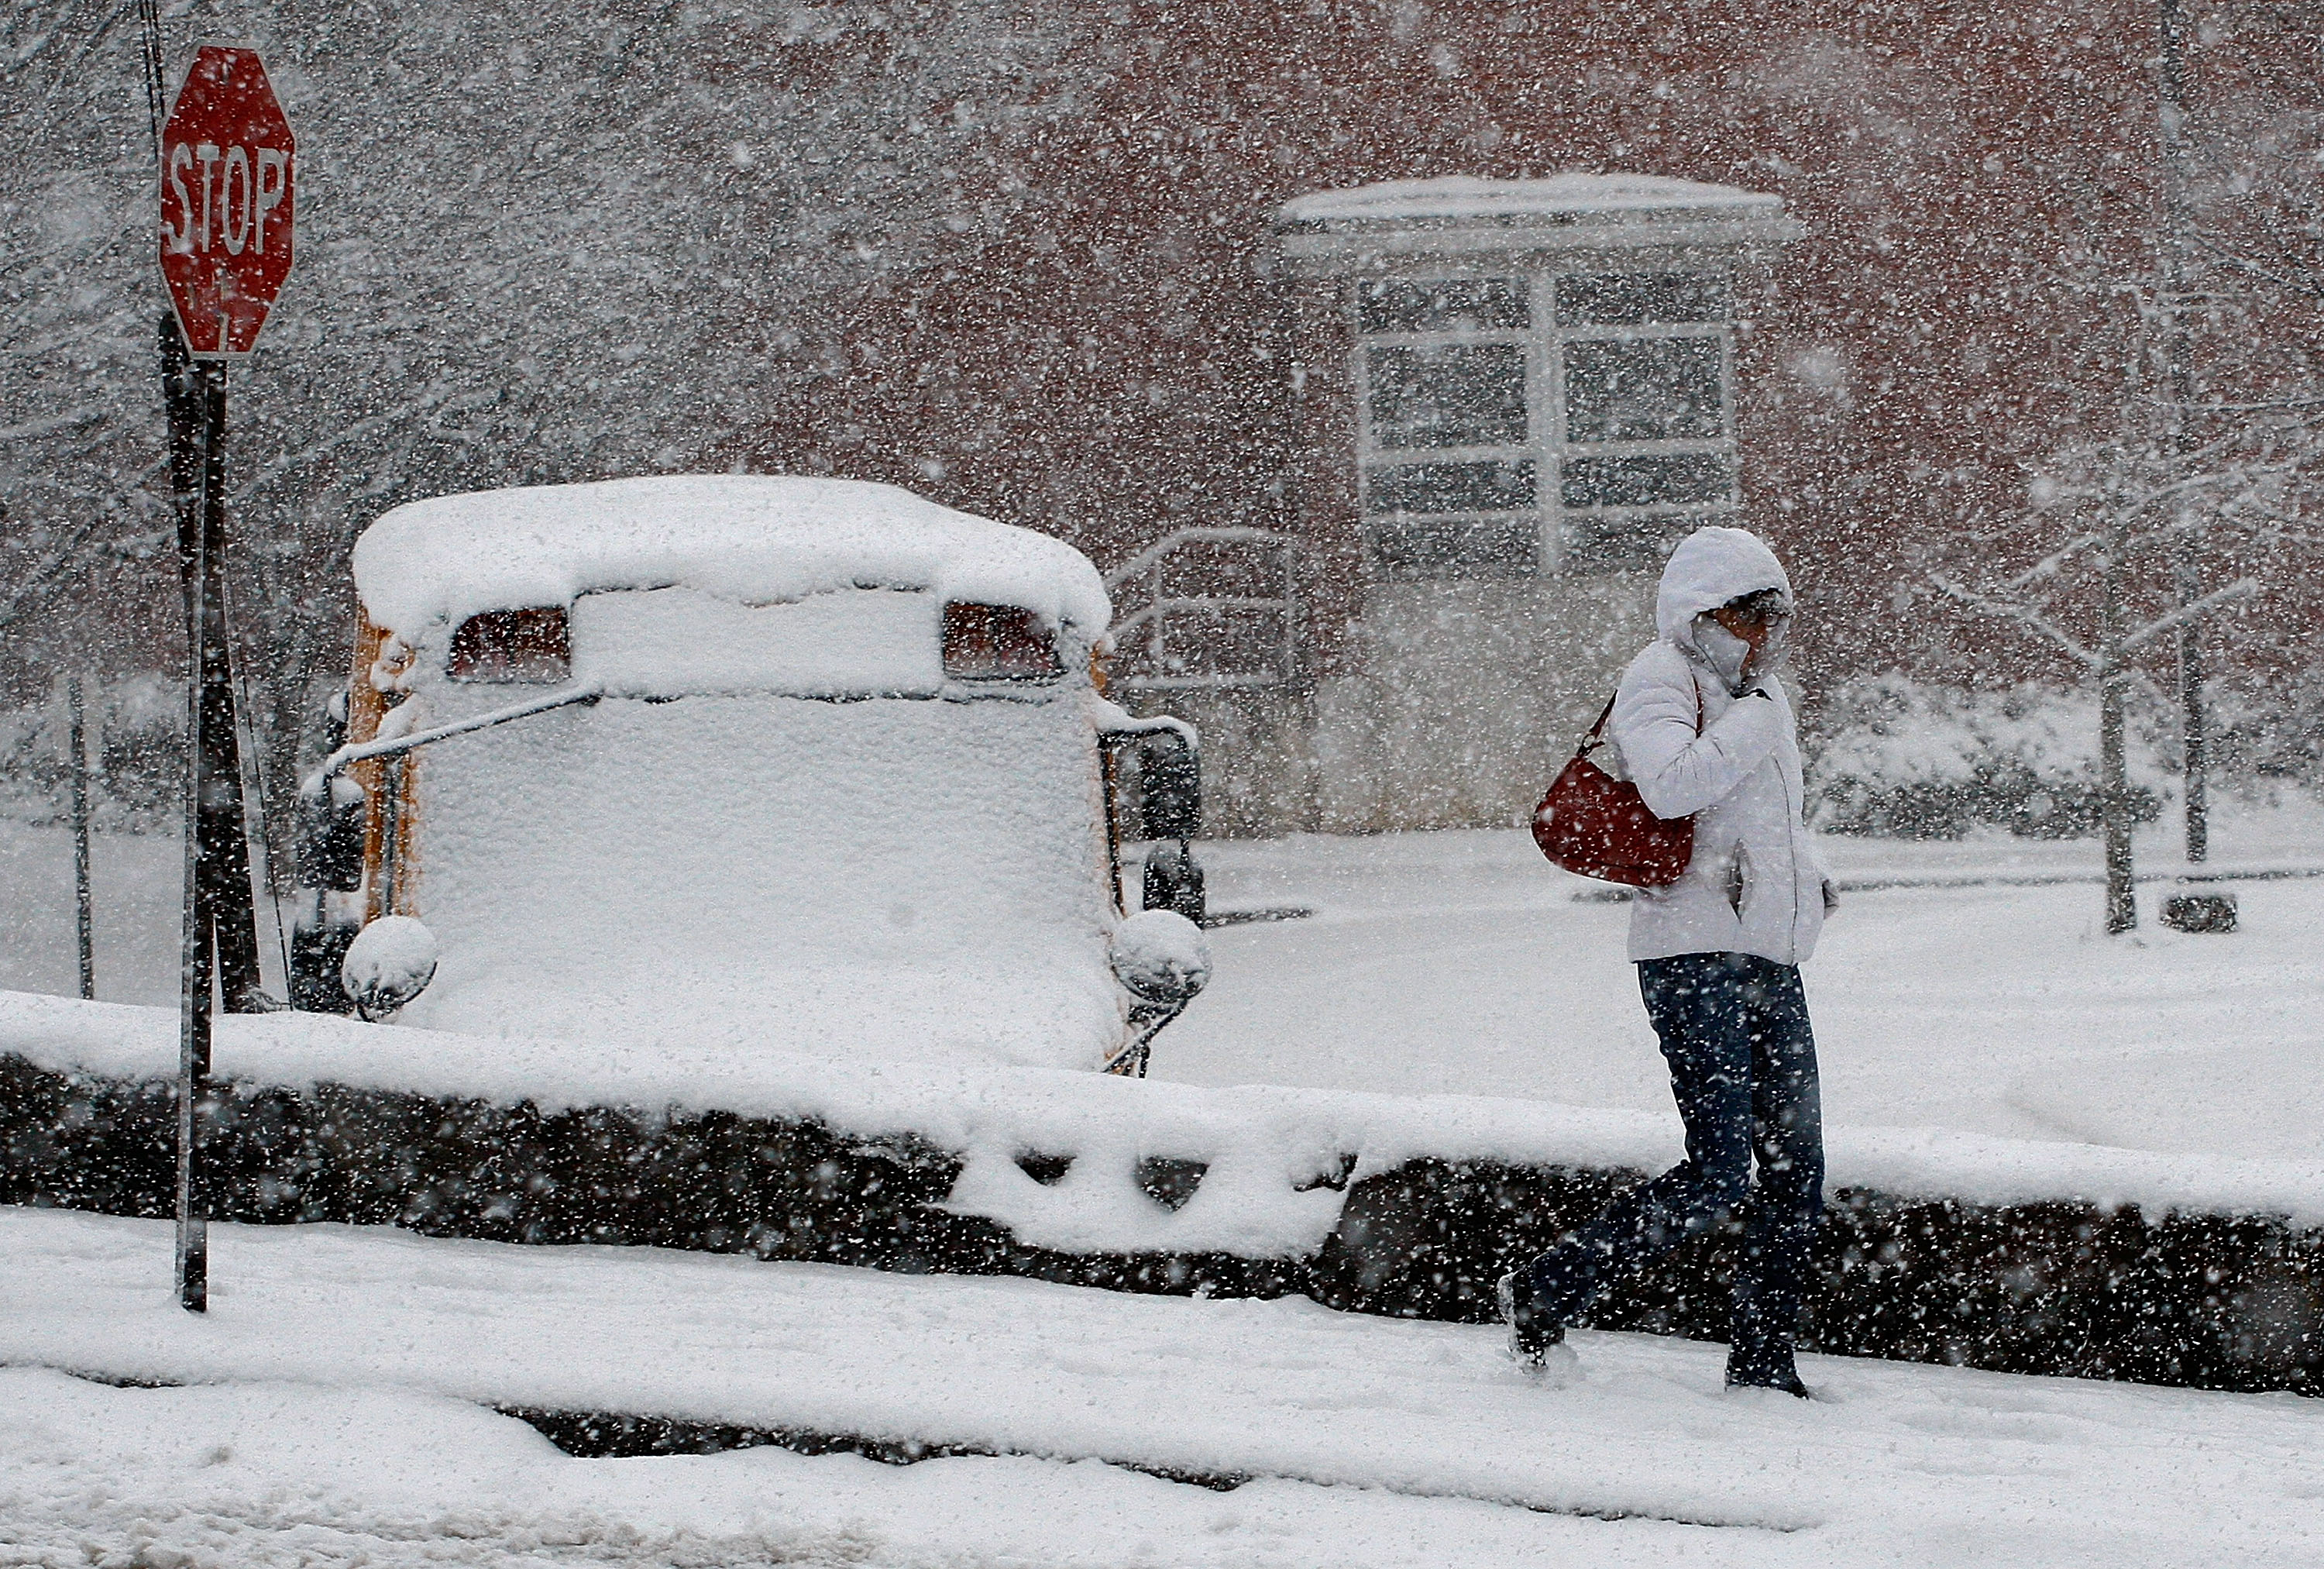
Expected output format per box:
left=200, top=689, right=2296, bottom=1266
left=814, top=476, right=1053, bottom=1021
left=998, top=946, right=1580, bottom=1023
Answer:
left=322, top=683, right=604, bottom=776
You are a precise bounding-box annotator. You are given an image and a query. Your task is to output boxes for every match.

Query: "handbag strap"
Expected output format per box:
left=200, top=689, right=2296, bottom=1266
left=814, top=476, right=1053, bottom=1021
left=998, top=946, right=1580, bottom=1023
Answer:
left=1577, top=682, right=1704, bottom=757
left=1576, top=694, right=1617, bottom=756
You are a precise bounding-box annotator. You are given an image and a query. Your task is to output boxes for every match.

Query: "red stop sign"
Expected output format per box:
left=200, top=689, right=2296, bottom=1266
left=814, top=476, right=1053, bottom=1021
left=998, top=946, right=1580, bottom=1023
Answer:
left=159, top=44, right=297, bottom=359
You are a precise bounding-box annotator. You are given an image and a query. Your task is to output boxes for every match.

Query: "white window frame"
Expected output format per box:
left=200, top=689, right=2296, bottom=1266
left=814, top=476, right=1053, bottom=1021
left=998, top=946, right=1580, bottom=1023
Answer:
left=1349, top=268, right=1739, bottom=577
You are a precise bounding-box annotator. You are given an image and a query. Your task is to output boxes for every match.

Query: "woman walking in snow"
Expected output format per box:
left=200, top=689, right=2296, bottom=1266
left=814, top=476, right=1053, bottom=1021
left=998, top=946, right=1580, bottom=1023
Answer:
left=1502, top=525, right=1836, bottom=1396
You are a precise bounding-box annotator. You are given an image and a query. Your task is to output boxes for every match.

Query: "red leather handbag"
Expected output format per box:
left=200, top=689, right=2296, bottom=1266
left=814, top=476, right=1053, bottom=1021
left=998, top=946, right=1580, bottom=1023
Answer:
left=1532, top=692, right=1698, bottom=888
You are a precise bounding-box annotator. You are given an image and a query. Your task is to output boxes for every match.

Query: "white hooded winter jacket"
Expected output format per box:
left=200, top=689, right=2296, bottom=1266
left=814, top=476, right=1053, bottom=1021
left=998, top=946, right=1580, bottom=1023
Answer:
left=1609, top=526, right=1830, bottom=967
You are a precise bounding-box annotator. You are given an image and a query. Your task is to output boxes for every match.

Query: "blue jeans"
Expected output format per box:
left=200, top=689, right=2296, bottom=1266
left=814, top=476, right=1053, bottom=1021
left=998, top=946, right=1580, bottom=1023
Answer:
left=1525, top=951, right=1825, bottom=1381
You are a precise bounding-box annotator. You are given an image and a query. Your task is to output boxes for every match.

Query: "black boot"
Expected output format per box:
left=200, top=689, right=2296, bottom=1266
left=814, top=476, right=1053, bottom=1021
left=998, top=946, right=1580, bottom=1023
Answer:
left=1496, top=1271, right=1567, bottom=1368
left=1724, top=1350, right=1812, bottom=1399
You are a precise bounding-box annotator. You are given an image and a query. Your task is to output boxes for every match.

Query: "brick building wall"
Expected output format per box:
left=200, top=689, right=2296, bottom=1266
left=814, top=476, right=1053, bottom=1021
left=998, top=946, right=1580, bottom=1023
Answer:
left=737, top=2, right=2315, bottom=828
left=752, top=0, right=2317, bottom=676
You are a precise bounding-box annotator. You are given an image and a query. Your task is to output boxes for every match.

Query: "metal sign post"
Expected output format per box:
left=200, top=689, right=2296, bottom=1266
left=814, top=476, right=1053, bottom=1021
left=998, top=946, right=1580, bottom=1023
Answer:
left=157, top=43, right=297, bottom=1313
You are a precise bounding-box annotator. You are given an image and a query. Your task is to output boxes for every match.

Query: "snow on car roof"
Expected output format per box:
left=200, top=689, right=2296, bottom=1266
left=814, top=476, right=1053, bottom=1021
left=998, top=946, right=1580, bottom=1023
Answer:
left=1275, top=172, right=1781, bottom=225
left=352, top=475, right=1112, bottom=642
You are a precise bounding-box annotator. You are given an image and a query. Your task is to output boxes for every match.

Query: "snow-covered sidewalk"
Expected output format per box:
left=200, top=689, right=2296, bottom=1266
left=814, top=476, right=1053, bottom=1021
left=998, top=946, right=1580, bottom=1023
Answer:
left=2, top=1208, right=2317, bottom=1566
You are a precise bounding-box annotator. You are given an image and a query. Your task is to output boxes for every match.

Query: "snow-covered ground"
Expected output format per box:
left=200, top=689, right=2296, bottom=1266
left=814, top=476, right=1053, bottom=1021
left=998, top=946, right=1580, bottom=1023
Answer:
left=5, top=1209, right=2320, bottom=1567
left=0, top=818, right=200, bottom=1010
left=1155, top=800, right=2324, bottom=1162
left=5, top=809, right=2323, bottom=1562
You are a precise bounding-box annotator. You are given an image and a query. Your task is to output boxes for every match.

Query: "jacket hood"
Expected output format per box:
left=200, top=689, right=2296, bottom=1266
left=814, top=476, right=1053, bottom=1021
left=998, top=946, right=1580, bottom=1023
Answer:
left=1655, top=526, right=1793, bottom=645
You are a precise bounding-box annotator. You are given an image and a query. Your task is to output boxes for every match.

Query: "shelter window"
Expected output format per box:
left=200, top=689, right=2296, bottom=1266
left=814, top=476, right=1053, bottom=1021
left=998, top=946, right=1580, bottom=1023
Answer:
left=1555, top=272, right=1729, bottom=326
left=1561, top=338, right=1724, bottom=445
left=1356, top=277, right=1529, bottom=334
left=1352, top=267, right=1737, bottom=579
left=1366, top=459, right=1535, bottom=515
left=1560, top=454, right=1731, bottom=510
left=1367, top=345, right=1528, bottom=449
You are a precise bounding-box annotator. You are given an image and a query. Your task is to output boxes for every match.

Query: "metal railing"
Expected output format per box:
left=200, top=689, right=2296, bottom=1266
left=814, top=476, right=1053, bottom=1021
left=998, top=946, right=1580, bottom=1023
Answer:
left=1103, top=526, right=1299, bottom=691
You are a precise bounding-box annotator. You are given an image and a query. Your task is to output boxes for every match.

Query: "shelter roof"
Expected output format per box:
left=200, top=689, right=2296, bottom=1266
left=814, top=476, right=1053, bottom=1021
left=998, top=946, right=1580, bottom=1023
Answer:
left=1276, top=173, right=1779, bottom=225
left=1270, top=173, right=1796, bottom=272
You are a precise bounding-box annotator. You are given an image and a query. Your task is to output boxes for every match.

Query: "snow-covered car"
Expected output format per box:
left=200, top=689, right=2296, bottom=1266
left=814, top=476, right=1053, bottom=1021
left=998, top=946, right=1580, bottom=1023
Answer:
left=290, top=476, right=1208, bottom=1075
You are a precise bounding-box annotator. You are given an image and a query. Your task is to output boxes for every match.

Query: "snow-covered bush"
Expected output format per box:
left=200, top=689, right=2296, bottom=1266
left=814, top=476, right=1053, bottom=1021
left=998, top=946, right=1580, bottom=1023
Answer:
left=1805, top=676, right=2167, bottom=839
left=2207, top=668, right=2324, bottom=790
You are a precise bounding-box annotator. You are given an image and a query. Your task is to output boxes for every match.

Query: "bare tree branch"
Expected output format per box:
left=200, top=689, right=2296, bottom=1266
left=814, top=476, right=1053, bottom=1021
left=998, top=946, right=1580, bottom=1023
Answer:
left=1927, top=572, right=2101, bottom=669
left=2192, top=229, right=2324, bottom=305
left=2119, top=577, right=2261, bottom=652
left=0, top=404, right=108, bottom=444
left=1999, top=531, right=2104, bottom=593
left=0, top=512, right=111, bottom=631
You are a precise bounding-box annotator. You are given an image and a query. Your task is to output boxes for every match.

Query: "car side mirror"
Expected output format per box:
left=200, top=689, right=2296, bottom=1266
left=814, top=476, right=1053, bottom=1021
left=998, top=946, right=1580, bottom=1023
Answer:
left=1136, top=734, right=1204, bottom=923
left=1141, top=839, right=1205, bottom=924
left=1140, top=735, right=1201, bottom=842
left=1109, top=909, right=1213, bottom=1010
left=1099, top=720, right=1205, bottom=924
left=342, top=915, right=438, bottom=1020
